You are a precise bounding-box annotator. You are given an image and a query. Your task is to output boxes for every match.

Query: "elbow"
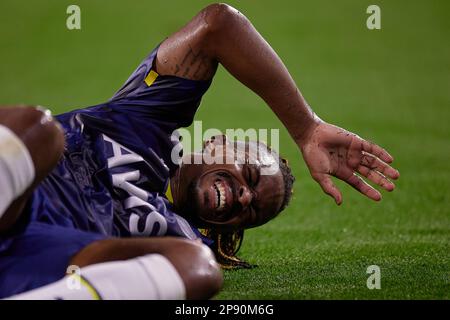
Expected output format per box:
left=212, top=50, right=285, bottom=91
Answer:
left=201, top=3, right=249, bottom=34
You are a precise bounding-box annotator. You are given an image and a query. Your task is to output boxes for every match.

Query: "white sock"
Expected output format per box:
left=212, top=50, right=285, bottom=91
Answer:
left=0, top=125, right=35, bottom=217
left=7, top=254, right=186, bottom=300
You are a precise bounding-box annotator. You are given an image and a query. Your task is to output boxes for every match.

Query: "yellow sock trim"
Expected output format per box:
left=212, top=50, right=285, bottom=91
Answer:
left=70, top=274, right=101, bottom=300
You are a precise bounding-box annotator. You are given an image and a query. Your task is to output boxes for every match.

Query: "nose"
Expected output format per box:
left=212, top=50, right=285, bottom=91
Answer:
left=238, top=185, right=253, bottom=209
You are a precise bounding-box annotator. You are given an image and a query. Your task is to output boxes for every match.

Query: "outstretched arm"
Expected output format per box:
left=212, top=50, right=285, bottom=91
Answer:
left=156, top=3, right=399, bottom=204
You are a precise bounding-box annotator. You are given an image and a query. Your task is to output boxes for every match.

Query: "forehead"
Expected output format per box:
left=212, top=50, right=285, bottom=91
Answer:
left=200, top=137, right=282, bottom=176
left=230, top=140, right=280, bottom=176
left=232, top=140, right=270, bottom=161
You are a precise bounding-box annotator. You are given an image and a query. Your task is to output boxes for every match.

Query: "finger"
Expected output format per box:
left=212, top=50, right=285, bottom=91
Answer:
left=312, top=173, right=343, bottom=205
left=361, top=139, right=394, bottom=164
left=357, top=165, right=395, bottom=191
left=345, top=173, right=381, bottom=201
left=361, top=152, right=400, bottom=180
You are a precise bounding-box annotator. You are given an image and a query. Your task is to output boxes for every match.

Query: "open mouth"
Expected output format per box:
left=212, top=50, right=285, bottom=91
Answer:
left=199, top=172, right=237, bottom=223
left=213, top=180, right=227, bottom=211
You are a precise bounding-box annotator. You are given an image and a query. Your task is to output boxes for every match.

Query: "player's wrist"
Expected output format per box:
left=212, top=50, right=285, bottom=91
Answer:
left=293, top=113, right=323, bottom=148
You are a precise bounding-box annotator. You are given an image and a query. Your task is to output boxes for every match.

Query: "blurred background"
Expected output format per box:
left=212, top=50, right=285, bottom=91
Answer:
left=0, top=0, right=448, bottom=299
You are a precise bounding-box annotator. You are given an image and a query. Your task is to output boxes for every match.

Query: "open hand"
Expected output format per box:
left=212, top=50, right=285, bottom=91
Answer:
left=299, top=121, right=400, bottom=204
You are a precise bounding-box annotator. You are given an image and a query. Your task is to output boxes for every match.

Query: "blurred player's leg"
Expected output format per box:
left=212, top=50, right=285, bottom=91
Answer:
left=0, top=106, right=64, bottom=231
left=8, top=254, right=186, bottom=300
left=0, top=124, right=34, bottom=215
left=8, top=237, right=222, bottom=300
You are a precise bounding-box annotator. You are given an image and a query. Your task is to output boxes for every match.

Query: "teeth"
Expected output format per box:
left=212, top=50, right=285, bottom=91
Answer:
left=214, top=184, right=219, bottom=208
left=214, top=181, right=227, bottom=211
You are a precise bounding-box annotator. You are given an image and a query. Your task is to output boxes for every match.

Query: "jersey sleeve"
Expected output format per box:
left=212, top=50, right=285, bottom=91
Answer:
left=108, top=45, right=212, bottom=128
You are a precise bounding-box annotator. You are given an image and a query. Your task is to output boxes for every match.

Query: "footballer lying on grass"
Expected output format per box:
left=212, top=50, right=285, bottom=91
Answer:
left=0, top=3, right=399, bottom=300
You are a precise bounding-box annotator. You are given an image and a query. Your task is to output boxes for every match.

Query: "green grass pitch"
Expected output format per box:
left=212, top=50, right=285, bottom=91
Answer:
left=0, top=0, right=448, bottom=299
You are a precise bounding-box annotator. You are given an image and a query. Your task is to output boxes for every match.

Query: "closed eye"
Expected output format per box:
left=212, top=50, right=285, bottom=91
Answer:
left=245, top=164, right=260, bottom=188
left=246, top=165, right=253, bottom=186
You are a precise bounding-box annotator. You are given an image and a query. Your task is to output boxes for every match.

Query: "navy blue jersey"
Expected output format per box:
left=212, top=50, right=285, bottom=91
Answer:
left=36, top=45, right=212, bottom=239
left=0, top=45, right=215, bottom=297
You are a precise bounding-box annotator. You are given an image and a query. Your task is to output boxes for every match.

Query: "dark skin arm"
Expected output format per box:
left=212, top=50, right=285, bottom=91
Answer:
left=156, top=3, right=399, bottom=204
